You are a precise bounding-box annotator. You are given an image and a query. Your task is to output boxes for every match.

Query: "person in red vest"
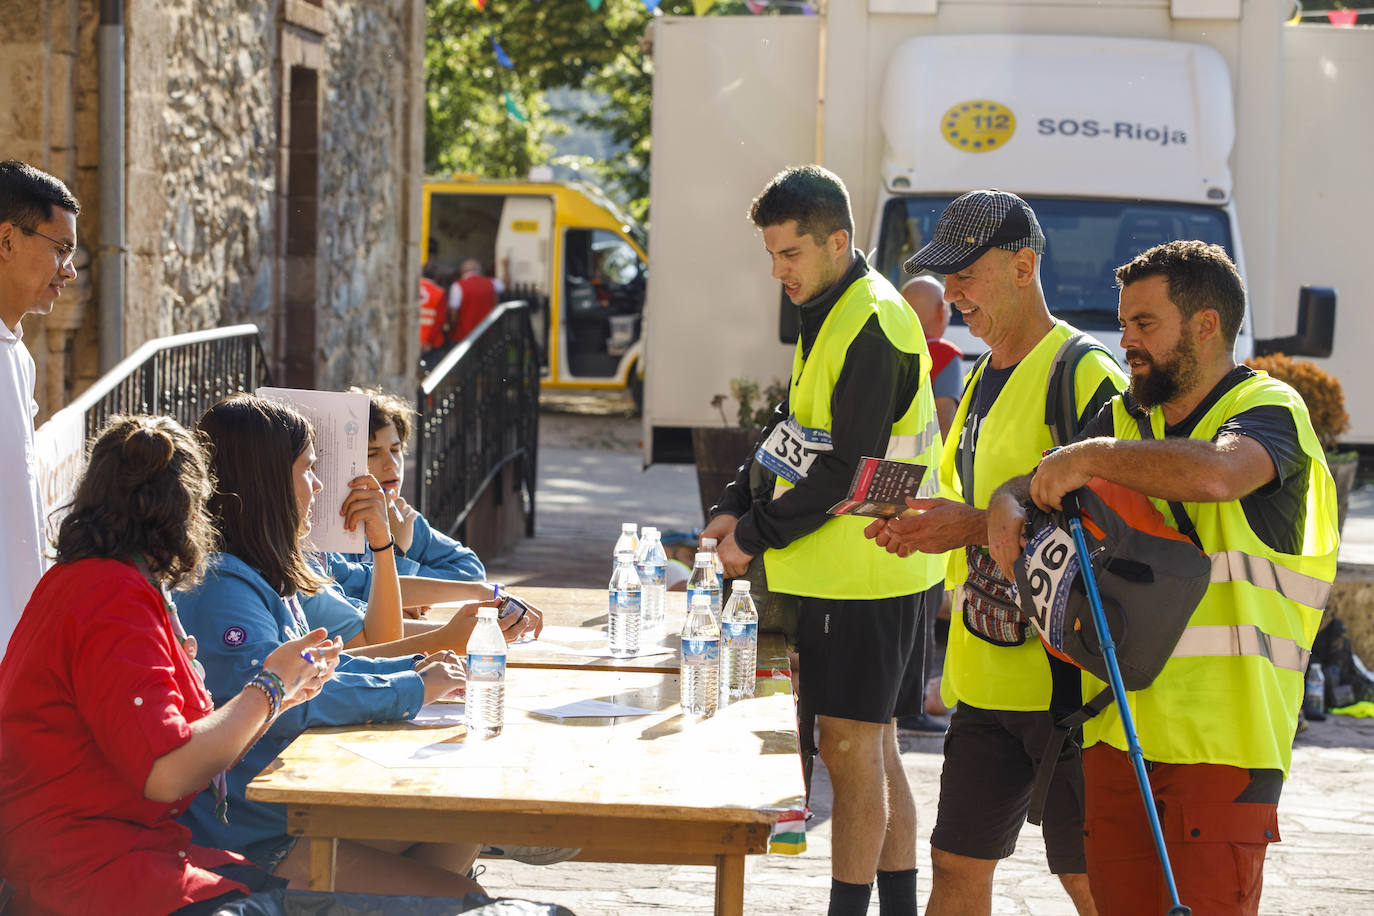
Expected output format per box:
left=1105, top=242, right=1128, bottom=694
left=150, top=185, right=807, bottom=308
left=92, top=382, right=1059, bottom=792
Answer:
left=447, top=259, right=498, bottom=345
left=418, top=270, right=446, bottom=356
left=902, top=275, right=963, bottom=436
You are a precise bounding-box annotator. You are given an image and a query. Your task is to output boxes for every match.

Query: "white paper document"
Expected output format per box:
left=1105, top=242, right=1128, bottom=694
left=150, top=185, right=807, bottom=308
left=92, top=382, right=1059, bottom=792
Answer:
left=337, top=738, right=513, bottom=769
left=408, top=704, right=468, bottom=727
left=509, top=625, right=675, bottom=660
left=526, top=699, right=655, bottom=719
left=257, top=387, right=370, bottom=554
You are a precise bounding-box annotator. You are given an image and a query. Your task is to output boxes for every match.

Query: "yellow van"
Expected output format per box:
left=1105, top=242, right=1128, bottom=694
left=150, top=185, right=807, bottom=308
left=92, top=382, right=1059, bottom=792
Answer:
left=422, top=176, right=648, bottom=400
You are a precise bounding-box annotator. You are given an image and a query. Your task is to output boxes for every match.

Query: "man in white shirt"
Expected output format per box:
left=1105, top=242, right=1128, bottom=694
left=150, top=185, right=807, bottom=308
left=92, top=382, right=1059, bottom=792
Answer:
left=0, top=161, right=80, bottom=651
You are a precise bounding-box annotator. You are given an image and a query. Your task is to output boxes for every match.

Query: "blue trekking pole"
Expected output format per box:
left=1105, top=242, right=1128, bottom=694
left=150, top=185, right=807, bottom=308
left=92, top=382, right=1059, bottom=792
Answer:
left=1062, top=490, right=1191, bottom=916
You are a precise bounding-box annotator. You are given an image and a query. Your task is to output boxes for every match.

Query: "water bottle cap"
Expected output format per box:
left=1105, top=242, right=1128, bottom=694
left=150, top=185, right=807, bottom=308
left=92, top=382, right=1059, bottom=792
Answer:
left=641, top=526, right=659, bottom=538
left=690, top=593, right=711, bottom=608
left=695, top=551, right=712, bottom=564
left=621, top=522, right=637, bottom=534
left=732, top=580, right=751, bottom=593
left=478, top=606, right=498, bottom=619
left=701, top=537, right=717, bottom=548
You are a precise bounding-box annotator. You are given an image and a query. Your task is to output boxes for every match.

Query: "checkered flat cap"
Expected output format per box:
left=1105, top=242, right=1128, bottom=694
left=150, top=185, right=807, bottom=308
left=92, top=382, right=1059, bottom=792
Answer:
left=904, top=189, right=1045, bottom=275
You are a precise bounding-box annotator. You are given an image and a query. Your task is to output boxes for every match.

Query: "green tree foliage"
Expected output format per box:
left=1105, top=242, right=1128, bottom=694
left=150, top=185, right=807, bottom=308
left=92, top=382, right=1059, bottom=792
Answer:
left=425, top=0, right=778, bottom=226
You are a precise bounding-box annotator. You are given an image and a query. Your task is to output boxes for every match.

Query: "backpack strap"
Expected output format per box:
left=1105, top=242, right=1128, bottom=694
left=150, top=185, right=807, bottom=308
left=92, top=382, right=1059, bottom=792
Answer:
left=959, top=351, right=993, bottom=501
left=1132, top=402, right=1205, bottom=552
left=1026, top=687, right=1114, bottom=826
left=1044, top=332, right=1112, bottom=447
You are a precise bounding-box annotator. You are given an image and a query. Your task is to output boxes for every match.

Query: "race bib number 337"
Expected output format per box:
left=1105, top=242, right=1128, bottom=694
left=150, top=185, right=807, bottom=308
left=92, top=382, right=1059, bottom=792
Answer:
left=757, top=416, right=833, bottom=485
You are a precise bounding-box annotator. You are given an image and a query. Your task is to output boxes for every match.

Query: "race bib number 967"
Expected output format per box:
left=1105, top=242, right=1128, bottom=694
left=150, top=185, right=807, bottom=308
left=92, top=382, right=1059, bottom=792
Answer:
left=756, top=416, right=833, bottom=485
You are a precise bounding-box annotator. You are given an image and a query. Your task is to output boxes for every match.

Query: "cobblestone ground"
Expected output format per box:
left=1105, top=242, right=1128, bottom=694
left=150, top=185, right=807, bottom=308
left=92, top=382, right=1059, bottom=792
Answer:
left=477, top=400, right=1374, bottom=914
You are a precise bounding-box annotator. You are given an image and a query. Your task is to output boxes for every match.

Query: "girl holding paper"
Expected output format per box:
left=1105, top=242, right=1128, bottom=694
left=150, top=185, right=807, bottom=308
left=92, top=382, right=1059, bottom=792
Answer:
left=175, top=394, right=486, bottom=896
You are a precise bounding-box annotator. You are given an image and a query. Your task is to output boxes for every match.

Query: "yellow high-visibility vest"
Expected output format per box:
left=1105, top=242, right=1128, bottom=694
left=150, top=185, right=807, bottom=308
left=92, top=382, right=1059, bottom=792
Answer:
left=1082, top=371, right=1338, bottom=775
left=763, top=269, right=945, bottom=599
left=938, top=321, right=1126, bottom=711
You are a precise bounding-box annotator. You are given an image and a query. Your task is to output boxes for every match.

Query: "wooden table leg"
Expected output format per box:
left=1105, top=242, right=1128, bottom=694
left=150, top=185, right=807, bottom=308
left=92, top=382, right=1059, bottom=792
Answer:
left=714, top=853, right=746, bottom=916
left=308, top=837, right=338, bottom=892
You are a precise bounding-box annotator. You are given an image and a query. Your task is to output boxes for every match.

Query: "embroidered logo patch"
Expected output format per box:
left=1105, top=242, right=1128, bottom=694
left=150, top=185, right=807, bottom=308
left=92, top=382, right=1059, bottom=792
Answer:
left=222, top=626, right=247, bottom=647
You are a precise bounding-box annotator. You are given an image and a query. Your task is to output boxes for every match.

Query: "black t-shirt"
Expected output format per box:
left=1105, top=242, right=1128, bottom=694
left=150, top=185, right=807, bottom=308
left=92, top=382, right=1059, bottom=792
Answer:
left=1076, top=366, right=1309, bottom=554
left=955, top=360, right=1119, bottom=499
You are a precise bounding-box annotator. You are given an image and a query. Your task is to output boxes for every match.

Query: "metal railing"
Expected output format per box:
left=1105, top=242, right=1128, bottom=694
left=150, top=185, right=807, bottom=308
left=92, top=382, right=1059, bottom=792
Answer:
left=415, top=301, right=540, bottom=540
left=35, top=324, right=271, bottom=525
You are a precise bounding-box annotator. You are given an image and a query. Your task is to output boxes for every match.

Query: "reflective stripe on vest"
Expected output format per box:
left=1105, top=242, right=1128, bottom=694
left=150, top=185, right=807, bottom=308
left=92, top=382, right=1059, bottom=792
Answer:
left=1171, top=624, right=1310, bottom=673
left=884, top=416, right=942, bottom=462
left=1209, top=549, right=1333, bottom=611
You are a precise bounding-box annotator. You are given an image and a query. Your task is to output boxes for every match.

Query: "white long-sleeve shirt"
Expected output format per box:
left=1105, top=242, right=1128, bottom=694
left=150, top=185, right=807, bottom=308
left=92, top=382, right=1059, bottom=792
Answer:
left=0, top=318, right=45, bottom=653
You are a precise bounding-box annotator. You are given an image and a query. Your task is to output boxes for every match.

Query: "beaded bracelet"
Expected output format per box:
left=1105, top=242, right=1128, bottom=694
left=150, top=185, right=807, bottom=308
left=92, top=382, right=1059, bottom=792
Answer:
left=244, top=671, right=284, bottom=723
left=491, top=582, right=504, bottom=600
left=368, top=537, right=398, bottom=554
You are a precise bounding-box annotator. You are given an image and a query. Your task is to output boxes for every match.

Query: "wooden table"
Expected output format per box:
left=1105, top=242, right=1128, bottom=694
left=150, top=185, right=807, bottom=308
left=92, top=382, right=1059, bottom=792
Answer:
left=247, top=667, right=806, bottom=915
left=433, top=586, right=792, bottom=675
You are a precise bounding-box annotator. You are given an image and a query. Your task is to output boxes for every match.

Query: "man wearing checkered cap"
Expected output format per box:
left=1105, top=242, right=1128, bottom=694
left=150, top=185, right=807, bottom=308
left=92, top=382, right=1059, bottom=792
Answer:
left=866, top=190, right=1124, bottom=915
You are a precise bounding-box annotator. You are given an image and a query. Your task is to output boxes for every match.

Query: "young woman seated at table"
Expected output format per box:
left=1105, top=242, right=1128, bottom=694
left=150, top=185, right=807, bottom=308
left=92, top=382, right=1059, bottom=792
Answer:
left=319, top=387, right=546, bottom=630
left=0, top=415, right=340, bottom=915
left=174, top=394, right=485, bottom=896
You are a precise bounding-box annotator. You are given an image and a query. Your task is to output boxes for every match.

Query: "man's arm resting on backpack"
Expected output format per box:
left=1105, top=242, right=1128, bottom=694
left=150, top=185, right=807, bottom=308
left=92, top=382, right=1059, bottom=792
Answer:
left=1030, top=434, right=1277, bottom=511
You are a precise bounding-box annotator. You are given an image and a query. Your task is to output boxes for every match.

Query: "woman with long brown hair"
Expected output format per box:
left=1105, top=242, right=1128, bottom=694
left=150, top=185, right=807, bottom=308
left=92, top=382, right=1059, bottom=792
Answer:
left=175, top=394, right=482, bottom=897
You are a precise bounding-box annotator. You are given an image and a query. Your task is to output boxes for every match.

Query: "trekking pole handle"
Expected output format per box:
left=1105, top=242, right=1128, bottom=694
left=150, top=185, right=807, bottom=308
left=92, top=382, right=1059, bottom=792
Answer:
left=1061, top=489, right=1082, bottom=521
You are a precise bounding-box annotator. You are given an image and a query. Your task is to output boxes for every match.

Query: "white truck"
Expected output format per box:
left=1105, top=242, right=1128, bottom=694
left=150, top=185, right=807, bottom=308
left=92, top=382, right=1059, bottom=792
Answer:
left=642, top=3, right=1370, bottom=463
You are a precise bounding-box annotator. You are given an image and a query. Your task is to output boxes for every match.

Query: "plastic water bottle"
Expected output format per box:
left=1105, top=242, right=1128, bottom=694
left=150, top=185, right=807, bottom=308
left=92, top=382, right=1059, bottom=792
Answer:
left=700, top=537, right=726, bottom=591
left=687, top=551, right=723, bottom=621
left=636, top=526, right=667, bottom=641
left=721, top=580, right=759, bottom=701
left=680, top=593, right=720, bottom=718
left=608, top=549, right=642, bottom=658
left=1304, top=662, right=1326, bottom=721
left=465, top=606, right=507, bottom=738
left=613, top=522, right=639, bottom=575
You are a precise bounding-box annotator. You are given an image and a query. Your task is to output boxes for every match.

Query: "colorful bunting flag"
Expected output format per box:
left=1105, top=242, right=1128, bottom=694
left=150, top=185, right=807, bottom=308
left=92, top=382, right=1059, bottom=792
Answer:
left=1327, top=9, right=1358, bottom=25
left=746, top=0, right=767, bottom=12
left=587, top=0, right=604, bottom=9
left=641, top=0, right=661, bottom=10
left=471, top=0, right=485, bottom=10
left=504, top=92, right=529, bottom=123
left=693, top=0, right=715, bottom=14
left=492, top=37, right=513, bottom=68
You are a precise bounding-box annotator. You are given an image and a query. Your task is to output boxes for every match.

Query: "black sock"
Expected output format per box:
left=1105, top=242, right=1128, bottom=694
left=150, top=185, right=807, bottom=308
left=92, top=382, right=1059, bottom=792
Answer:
left=828, top=878, right=872, bottom=916
left=876, top=867, right=918, bottom=916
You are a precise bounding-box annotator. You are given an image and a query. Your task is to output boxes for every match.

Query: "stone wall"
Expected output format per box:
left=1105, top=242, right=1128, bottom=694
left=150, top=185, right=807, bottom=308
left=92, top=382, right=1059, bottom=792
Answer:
left=3, top=0, right=424, bottom=423
left=315, top=0, right=422, bottom=391
left=127, top=0, right=280, bottom=346
left=0, top=0, right=101, bottom=422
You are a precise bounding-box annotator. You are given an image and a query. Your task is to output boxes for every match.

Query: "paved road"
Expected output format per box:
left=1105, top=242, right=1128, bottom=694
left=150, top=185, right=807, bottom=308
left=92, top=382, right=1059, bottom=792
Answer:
left=477, top=405, right=1374, bottom=914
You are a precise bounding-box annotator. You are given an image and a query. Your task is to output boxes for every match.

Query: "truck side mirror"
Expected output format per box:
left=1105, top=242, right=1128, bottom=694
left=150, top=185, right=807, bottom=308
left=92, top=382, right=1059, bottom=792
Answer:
left=1253, top=285, right=1336, bottom=358
left=778, top=286, right=799, bottom=344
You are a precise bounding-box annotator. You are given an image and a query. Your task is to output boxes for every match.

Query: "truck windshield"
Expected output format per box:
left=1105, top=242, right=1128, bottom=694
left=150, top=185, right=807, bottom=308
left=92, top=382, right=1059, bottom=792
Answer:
left=874, top=196, right=1234, bottom=331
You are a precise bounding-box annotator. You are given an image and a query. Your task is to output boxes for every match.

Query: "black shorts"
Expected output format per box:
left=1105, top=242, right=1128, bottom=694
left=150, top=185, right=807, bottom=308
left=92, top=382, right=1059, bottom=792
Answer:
left=795, top=588, right=929, bottom=724
left=930, top=703, right=1087, bottom=874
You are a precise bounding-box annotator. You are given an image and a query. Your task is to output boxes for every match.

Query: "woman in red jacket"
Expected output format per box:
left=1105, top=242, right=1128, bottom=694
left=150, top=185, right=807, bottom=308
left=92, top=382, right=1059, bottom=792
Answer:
left=0, top=415, right=340, bottom=916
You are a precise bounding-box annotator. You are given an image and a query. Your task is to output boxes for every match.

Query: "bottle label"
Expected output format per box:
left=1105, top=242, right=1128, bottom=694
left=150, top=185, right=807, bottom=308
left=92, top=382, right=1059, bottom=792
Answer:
left=681, top=637, right=719, bottom=666
left=723, top=622, right=757, bottom=646
left=687, top=585, right=720, bottom=609
left=637, top=563, right=666, bottom=588
left=467, top=653, right=506, bottom=682
left=611, top=589, right=641, bottom=615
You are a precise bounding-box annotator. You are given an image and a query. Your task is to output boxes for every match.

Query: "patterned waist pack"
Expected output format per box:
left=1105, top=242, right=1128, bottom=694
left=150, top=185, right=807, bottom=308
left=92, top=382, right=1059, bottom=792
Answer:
left=962, top=545, right=1029, bottom=647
